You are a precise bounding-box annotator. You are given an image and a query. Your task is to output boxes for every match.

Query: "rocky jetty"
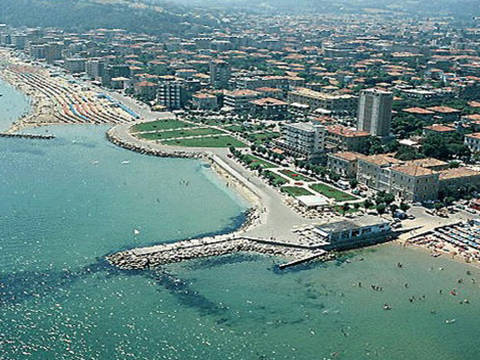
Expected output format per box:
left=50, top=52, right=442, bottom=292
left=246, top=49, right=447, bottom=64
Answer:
left=106, top=128, right=204, bottom=159
left=107, top=237, right=334, bottom=270
left=0, top=132, right=55, bottom=139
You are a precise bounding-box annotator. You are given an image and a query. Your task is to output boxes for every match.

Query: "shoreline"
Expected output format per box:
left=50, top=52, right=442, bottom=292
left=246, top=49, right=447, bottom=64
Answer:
left=3, top=52, right=480, bottom=272
left=0, top=51, right=58, bottom=132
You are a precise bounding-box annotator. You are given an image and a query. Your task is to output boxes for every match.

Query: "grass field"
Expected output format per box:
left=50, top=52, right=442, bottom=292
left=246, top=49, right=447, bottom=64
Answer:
left=279, top=169, right=313, bottom=182
left=309, top=183, right=358, bottom=202
left=281, top=186, right=313, bottom=197
left=248, top=132, right=281, bottom=145
left=243, top=154, right=277, bottom=169
left=264, top=171, right=288, bottom=187
left=136, top=127, right=225, bottom=140
left=163, top=135, right=247, bottom=148
left=130, top=120, right=193, bottom=132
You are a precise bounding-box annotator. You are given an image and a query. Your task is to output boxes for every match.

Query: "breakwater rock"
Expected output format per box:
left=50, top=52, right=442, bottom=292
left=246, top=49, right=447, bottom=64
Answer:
left=0, top=132, right=55, bottom=139
left=107, top=237, right=334, bottom=270
left=106, top=128, right=204, bottom=159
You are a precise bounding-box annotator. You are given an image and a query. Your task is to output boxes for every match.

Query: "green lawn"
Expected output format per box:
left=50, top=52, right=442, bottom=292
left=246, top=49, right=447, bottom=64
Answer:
left=223, top=124, right=245, bottom=132
left=136, top=127, right=225, bottom=141
left=264, top=170, right=288, bottom=187
left=309, top=183, right=358, bottom=202
left=243, top=154, right=277, bottom=169
left=279, top=169, right=313, bottom=182
left=130, top=120, right=194, bottom=132
left=163, top=135, right=247, bottom=148
left=248, top=132, right=280, bottom=144
left=281, top=186, right=313, bottom=197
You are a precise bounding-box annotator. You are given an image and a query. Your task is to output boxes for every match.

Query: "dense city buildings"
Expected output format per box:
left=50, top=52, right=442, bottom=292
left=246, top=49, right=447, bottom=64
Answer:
left=1, top=7, right=480, bottom=208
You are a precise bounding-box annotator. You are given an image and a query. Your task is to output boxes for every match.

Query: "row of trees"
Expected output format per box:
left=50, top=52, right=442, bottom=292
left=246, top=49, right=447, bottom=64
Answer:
left=250, top=145, right=286, bottom=162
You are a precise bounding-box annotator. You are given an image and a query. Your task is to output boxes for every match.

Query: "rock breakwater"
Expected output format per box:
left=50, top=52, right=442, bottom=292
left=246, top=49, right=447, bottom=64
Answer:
left=106, top=128, right=204, bottom=159
left=107, top=236, right=334, bottom=270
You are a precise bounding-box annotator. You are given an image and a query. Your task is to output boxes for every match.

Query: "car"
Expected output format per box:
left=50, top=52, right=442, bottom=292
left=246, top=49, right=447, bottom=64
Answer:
left=407, top=214, right=416, bottom=220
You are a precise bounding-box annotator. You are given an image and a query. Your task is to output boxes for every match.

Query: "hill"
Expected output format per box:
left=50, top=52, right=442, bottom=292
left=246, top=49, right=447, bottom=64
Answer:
left=0, top=0, right=221, bottom=35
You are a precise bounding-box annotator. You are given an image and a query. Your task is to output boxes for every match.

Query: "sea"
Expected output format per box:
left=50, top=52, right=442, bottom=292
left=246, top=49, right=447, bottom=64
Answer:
left=1, top=79, right=480, bottom=360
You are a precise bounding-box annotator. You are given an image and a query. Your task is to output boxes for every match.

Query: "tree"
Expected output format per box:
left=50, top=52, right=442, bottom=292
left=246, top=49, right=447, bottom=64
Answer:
left=349, top=179, right=359, bottom=189
left=399, top=202, right=410, bottom=212
left=364, top=199, right=374, bottom=209
left=376, top=203, right=387, bottom=215
left=389, top=204, right=399, bottom=214
left=433, top=202, right=444, bottom=211
left=384, top=193, right=395, bottom=205
left=342, top=203, right=350, bottom=216
left=330, top=173, right=341, bottom=182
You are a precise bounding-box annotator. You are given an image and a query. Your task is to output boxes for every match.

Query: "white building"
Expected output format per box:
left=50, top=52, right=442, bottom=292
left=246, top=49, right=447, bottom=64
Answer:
left=277, top=122, right=325, bottom=159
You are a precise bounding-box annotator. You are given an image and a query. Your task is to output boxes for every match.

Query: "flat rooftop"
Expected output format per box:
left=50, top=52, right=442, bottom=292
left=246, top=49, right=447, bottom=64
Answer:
left=316, top=215, right=389, bottom=233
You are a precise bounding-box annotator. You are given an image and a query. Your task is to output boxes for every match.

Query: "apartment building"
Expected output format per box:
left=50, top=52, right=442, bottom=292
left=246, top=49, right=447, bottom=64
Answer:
left=390, top=165, right=439, bottom=202
left=224, top=89, right=260, bottom=111
left=250, top=97, right=288, bottom=119
left=464, top=133, right=480, bottom=153
left=357, top=154, right=402, bottom=192
left=277, top=122, right=325, bottom=159
left=157, top=81, right=186, bottom=109
left=191, top=93, right=218, bottom=110
left=327, top=152, right=366, bottom=179
left=288, top=87, right=357, bottom=115
left=324, top=125, right=370, bottom=152
left=357, top=89, right=393, bottom=137
left=209, top=59, right=231, bottom=89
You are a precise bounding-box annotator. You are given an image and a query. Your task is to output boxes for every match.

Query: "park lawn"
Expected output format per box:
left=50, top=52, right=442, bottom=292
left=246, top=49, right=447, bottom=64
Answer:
left=224, top=124, right=245, bottom=132
left=163, top=135, right=247, bottom=148
left=279, top=169, right=313, bottom=182
left=309, top=183, right=358, bottom=202
left=137, top=127, right=225, bottom=141
left=281, top=186, right=313, bottom=197
left=243, top=154, right=277, bottom=169
left=248, top=131, right=281, bottom=146
left=264, top=170, right=288, bottom=187
left=131, top=120, right=194, bottom=132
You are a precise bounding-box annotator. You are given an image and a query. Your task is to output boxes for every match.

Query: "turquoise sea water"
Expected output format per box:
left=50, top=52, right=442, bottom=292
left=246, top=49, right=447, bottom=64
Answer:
left=1, top=81, right=480, bottom=359
left=0, top=79, right=31, bottom=132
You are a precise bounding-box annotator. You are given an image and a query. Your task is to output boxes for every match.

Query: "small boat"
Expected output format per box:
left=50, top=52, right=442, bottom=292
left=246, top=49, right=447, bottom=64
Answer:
left=383, top=304, right=392, bottom=310
left=445, top=319, right=456, bottom=324
left=133, top=229, right=140, bottom=236
left=121, top=160, right=130, bottom=165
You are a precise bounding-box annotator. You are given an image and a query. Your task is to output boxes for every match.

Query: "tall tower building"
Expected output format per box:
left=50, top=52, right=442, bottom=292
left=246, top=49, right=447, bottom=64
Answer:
left=357, top=89, right=393, bottom=137
left=209, top=59, right=231, bottom=89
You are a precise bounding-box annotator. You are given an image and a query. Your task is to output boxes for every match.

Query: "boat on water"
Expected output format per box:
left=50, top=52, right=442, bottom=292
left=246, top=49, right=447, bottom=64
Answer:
left=445, top=319, right=456, bottom=324
left=121, top=160, right=130, bottom=165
